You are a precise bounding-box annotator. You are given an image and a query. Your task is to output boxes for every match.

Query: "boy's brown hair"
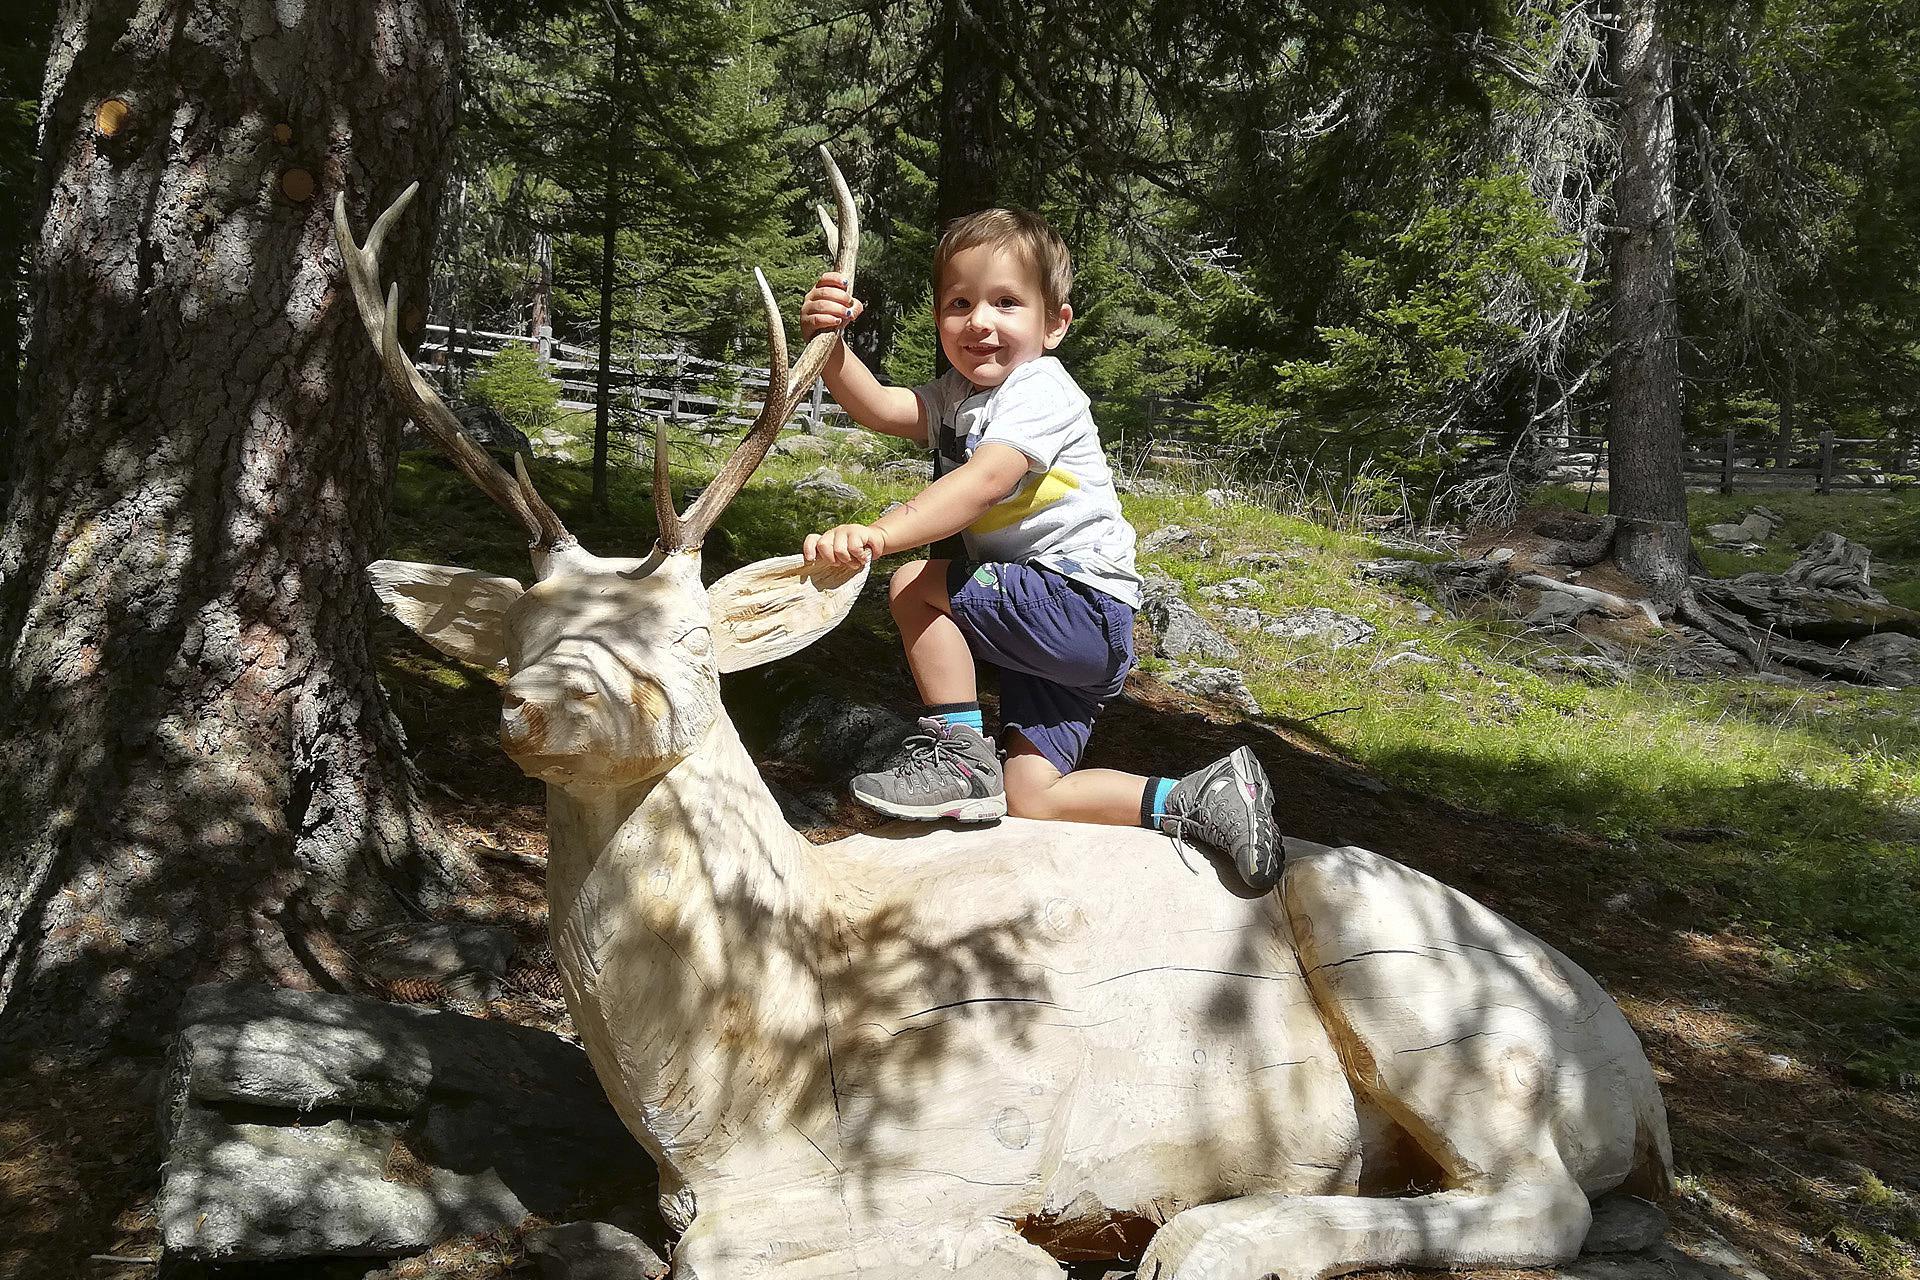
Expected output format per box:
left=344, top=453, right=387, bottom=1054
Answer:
left=932, top=208, right=1073, bottom=315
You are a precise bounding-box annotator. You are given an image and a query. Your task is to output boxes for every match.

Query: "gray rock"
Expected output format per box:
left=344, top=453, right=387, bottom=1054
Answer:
left=1532, top=653, right=1634, bottom=683
left=1583, top=1194, right=1669, bottom=1254
left=768, top=691, right=915, bottom=780
left=1203, top=487, right=1239, bottom=507
left=1222, top=606, right=1267, bottom=634
left=1146, top=594, right=1239, bottom=660
left=794, top=466, right=865, bottom=504
left=1164, top=665, right=1261, bottom=715
left=349, top=922, right=516, bottom=1001
left=1524, top=591, right=1601, bottom=629
left=446, top=402, right=533, bottom=459
left=1198, top=577, right=1263, bottom=602
left=1229, top=551, right=1296, bottom=572
left=1705, top=521, right=1751, bottom=544
left=527, top=1222, right=670, bottom=1280
left=771, top=432, right=831, bottom=457
left=766, top=779, right=835, bottom=831
left=1265, top=608, right=1376, bottom=648
left=880, top=458, right=929, bottom=478
left=158, top=984, right=652, bottom=1261
left=1141, top=525, right=1213, bottom=558
left=1551, top=1241, right=1763, bottom=1279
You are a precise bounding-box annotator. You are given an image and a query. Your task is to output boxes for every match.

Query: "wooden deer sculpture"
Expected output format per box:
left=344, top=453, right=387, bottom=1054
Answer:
left=340, top=149, right=1670, bottom=1280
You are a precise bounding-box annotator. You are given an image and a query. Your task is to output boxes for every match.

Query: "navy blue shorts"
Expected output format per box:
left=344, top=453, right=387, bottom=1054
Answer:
left=943, top=559, right=1137, bottom=775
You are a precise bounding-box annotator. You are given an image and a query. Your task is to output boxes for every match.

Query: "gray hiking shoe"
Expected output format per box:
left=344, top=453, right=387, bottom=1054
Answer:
left=1164, top=746, right=1282, bottom=891
left=850, top=718, right=1007, bottom=822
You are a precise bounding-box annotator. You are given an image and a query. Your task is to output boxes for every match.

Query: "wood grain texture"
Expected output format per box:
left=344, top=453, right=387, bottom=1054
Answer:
left=372, top=547, right=1673, bottom=1278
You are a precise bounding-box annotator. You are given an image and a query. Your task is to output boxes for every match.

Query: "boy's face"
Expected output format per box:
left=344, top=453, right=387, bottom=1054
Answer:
left=934, top=244, right=1072, bottom=388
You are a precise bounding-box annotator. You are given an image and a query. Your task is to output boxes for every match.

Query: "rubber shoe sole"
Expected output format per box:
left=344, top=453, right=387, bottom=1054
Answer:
left=849, top=786, right=1008, bottom=823
left=1229, top=746, right=1283, bottom=891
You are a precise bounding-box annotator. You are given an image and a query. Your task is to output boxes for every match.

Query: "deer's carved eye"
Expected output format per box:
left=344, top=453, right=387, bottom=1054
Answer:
left=676, top=626, right=714, bottom=658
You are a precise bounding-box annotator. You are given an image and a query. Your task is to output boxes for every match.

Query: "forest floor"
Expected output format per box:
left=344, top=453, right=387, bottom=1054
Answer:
left=7, top=440, right=1916, bottom=1280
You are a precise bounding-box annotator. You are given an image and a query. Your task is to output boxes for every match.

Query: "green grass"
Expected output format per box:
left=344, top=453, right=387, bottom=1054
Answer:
left=389, top=447, right=1920, bottom=986
left=1131, top=484, right=1920, bottom=986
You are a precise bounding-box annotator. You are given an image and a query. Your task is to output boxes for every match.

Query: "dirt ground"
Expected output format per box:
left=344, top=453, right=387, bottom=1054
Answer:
left=3, top=619, right=1913, bottom=1280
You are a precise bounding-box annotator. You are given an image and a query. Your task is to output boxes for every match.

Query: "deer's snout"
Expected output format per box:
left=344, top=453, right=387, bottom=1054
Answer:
left=499, top=667, right=603, bottom=757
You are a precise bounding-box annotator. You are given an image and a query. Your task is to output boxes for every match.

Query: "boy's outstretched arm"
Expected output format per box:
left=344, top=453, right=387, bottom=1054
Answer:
left=801, top=271, right=924, bottom=443
left=802, top=444, right=1030, bottom=566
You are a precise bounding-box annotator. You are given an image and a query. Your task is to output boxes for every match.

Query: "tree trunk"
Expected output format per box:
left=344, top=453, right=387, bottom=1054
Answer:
left=591, top=22, right=625, bottom=517
left=933, top=0, right=1001, bottom=381
left=0, top=0, right=474, bottom=1053
left=1605, top=0, right=1690, bottom=595
left=929, top=0, right=1001, bottom=561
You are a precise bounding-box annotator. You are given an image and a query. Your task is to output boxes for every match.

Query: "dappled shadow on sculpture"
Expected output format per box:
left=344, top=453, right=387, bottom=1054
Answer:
left=338, top=152, right=1672, bottom=1278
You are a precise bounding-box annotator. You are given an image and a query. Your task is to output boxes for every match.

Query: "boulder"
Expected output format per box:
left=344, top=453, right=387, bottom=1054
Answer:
left=158, top=983, right=653, bottom=1261
left=1229, top=551, right=1296, bottom=572
left=447, top=402, right=533, bottom=460
left=767, top=691, right=916, bottom=780
left=1145, top=592, right=1239, bottom=661
left=771, top=432, right=832, bottom=458
left=1582, top=1194, right=1669, bottom=1254
left=1163, top=665, right=1261, bottom=715
left=1141, top=525, right=1213, bottom=558
left=1264, top=608, right=1377, bottom=648
left=1198, top=577, right=1263, bottom=602
left=1532, top=653, right=1634, bottom=684
left=794, top=466, right=865, bottom=504
left=526, top=1222, right=670, bottom=1280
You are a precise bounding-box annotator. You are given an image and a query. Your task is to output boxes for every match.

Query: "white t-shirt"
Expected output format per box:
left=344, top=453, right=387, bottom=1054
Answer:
left=914, top=356, right=1142, bottom=609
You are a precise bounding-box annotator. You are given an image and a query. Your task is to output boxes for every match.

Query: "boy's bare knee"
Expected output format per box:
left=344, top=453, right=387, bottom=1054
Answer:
left=888, top=559, right=947, bottom=616
left=1004, top=761, right=1062, bottom=820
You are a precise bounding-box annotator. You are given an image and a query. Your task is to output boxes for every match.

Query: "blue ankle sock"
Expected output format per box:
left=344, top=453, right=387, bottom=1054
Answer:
left=926, top=702, right=983, bottom=734
left=1140, top=777, right=1177, bottom=829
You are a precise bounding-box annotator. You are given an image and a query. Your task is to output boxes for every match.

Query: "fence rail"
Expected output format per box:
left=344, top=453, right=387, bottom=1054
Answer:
left=421, top=332, right=1911, bottom=494
left=1134, top=398, right=1909, bottom=495
left=417, top=322, right=852, bottom=435
left=1539, top=428, right=1910, bottom=493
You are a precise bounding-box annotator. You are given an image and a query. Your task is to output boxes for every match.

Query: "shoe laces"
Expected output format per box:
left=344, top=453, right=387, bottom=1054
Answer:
left=891, top=729, right=964, bottom=779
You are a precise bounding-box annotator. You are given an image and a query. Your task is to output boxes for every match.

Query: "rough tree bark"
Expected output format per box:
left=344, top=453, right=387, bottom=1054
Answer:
left=928, top=0, right=1001, bottom=561
left=0, top=0, right=475, bottom=1053
left=591, top=19, right=626, bottom=517
left=1605, top=0, right=1691, bottom=595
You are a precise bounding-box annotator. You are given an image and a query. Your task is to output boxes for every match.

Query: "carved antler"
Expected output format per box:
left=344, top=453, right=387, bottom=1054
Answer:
left=334, top=186, right=576, bottom=556
left=657, top=145, right=860, bottom=550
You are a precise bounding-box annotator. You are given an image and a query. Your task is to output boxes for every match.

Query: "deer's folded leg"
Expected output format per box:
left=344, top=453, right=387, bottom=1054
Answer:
left=671, top=1207, right=1067, bottom=1279
left=1136, top=1177, right=1590, bottom=1280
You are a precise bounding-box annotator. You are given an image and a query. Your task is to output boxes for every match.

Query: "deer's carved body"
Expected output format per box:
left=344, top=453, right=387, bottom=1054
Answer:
left=343, top=157, right=1670, bottom=1280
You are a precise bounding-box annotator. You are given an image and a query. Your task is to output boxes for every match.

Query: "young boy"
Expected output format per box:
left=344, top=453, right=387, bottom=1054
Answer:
left=797, top=208, right=1282, bottom=891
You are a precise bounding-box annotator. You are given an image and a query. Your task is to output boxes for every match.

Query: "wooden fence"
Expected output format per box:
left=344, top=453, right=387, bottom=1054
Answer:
left=1131, top=398, right=1911, bottom=494
left=1539, top=429, right=1912, bottom=492
left=415, top=323, right=851, bottom=442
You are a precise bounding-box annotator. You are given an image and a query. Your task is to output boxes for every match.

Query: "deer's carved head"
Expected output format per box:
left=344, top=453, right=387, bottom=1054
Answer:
left=341, top=150, right=865, bottom=787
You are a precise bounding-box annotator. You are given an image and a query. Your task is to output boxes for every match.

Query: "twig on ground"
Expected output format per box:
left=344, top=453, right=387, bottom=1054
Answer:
left=1298, top=705, right=1363, bottom=723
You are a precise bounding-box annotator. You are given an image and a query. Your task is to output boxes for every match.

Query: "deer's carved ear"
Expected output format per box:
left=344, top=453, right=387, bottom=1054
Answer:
left=369, top=560, right=526, bottom=670
left=706, top=554, right=869, bottom=674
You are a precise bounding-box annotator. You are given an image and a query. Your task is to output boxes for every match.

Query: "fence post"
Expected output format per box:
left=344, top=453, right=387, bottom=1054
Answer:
left=1721, top=428, right=1735, bottom=495
left=669, top=349, right=684, bottom=425
left=809, top=377, right=826, bottom=433
left=1818, top=429, right=1835, bottom=494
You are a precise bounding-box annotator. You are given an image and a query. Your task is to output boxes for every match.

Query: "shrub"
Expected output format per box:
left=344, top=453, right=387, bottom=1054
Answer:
left=467, top=344, right=562, bottom=436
